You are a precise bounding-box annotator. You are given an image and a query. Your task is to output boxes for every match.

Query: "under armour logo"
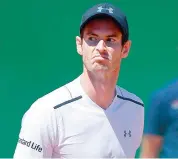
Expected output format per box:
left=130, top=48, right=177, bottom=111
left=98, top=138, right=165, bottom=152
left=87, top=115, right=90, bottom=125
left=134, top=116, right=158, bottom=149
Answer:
left=97, top=6, right=113, bottom=14
left=124, top=130, right=131, bottom=137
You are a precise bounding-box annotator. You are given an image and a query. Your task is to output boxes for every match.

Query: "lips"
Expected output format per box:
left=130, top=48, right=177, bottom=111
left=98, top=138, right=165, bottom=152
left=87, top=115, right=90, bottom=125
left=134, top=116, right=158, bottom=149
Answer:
left=93, top=54, right=109, bottom=60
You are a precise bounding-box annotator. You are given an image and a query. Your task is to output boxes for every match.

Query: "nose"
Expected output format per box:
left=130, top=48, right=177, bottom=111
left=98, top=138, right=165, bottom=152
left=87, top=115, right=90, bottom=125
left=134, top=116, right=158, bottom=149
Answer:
left=95, top=40, right=107, bottom=53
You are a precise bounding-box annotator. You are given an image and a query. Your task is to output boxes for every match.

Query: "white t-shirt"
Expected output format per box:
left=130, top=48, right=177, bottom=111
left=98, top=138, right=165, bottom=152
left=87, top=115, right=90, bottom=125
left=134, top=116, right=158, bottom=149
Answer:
left=13, top=76, right=144, bottom=158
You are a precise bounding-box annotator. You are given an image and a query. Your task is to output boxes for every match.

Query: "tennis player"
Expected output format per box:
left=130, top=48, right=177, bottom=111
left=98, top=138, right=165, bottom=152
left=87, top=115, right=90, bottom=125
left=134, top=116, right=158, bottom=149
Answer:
left=141, top=79, right=178, bottom=158
left=14, top=2, right=144, bottom=158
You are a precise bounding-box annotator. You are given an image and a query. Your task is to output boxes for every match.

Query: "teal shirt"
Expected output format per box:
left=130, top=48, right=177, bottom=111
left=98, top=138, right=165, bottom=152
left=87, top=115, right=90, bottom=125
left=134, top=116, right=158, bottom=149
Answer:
left=144, top=79, right=178, bottom=158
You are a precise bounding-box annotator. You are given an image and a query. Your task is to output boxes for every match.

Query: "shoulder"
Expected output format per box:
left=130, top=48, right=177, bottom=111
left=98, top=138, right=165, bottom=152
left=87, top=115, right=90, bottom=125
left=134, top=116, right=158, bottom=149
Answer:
left=31, top=85, right=72, bottom=111
left=21, top=86, right=70, bottom=124
left=150, top=78, right=178, bottom=107
left=23, top=78, right=81, bottom=120
left=116, top=85, right=144, bottom=108
left=115, top=86, right=144, bottom=136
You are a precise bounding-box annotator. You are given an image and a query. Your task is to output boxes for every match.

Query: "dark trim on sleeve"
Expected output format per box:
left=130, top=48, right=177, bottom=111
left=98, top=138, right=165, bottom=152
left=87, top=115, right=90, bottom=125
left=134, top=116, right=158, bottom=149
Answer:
left=117, top=95, right=144, bottom=107
left=53, top=96, right=82, bottom=109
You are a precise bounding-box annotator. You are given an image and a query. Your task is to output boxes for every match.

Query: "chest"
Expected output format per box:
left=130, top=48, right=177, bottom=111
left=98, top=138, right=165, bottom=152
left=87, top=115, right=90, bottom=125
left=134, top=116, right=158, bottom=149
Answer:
left=54, top=107, right=140, bottom=158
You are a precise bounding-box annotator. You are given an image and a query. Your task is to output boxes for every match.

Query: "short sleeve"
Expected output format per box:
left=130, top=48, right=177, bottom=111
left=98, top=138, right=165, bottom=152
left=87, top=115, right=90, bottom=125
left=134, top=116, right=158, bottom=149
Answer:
left=13, top=99, right=59, bottom=158
left=144, top=92, right=169, bottom=136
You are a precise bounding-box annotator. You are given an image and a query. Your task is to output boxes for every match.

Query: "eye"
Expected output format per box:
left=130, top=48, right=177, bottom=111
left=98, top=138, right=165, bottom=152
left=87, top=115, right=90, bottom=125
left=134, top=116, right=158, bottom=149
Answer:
left=106, top=38, right=116, bottom=42
left=88, top=37, right=97, bottom=41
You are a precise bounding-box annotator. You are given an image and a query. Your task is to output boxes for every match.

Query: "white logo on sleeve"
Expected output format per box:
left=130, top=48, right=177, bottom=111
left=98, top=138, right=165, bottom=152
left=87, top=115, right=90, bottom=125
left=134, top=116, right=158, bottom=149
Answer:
left=97, top=6, right=113, bottom=14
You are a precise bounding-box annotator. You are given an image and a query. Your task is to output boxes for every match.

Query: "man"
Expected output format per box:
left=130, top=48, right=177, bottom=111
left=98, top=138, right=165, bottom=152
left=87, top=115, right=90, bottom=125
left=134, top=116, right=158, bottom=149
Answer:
left=140, top=79, right=178, bottom=158
left=14, top=2, right=144, bottom=158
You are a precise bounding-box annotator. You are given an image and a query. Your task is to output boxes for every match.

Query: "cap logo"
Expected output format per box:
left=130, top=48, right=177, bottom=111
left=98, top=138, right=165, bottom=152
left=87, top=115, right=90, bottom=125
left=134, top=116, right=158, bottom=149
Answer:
left=97, top=6, right=113, bottom=14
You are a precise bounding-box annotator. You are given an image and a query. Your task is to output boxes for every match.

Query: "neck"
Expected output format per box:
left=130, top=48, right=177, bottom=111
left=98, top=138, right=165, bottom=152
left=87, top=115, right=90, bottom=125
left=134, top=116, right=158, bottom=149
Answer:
left=80, top=69, right=119, bottom=109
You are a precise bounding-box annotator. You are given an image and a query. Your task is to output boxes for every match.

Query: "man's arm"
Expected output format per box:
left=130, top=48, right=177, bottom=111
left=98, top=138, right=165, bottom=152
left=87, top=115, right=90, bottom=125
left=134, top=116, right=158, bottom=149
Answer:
left=140, top=134, right=163, bottom=158
left=13, top=99, right=58, bottom=158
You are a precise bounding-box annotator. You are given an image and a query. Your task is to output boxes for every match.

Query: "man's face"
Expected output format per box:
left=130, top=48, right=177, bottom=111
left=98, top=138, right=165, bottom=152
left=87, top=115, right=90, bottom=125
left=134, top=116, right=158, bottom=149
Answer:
left=76, top=17, right=131, bottom=74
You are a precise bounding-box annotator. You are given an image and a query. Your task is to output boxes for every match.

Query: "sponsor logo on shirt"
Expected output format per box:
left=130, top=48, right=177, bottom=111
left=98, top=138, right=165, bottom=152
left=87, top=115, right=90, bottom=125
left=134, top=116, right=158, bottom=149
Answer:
left=18, top=137, right=42, bottom=153
left=124, top=130, right=131, bottom=137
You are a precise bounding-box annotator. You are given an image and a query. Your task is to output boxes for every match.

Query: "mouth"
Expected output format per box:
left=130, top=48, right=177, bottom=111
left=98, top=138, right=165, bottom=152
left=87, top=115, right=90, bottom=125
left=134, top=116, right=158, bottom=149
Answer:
left=93, top=54, right=110, bottom=60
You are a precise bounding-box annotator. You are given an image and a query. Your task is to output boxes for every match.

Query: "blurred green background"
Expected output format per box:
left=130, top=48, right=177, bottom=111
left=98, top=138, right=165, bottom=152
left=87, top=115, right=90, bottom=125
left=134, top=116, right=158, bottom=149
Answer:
left=0, top=0, right=177, bottom=157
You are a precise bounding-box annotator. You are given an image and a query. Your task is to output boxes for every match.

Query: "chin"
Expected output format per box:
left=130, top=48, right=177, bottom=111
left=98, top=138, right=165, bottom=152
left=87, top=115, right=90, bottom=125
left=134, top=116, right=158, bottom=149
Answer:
left=85, top=63, right=110, bottom=74
left=92, top=67, right=111, bottom=75
left=94, top=65, right=109, bottom=71
left=93, top=63, right=109, bottom=70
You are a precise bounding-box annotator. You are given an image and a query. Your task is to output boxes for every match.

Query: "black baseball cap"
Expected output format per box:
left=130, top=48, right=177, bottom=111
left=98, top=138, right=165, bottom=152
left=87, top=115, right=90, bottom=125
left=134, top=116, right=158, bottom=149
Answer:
left=80, top=3, right=129, bottom=43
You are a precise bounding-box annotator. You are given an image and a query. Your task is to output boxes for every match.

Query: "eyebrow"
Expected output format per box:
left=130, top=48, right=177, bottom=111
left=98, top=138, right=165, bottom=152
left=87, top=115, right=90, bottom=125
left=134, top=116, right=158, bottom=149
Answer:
left=86, top=32, right=119, bottom=38
left=86, top=33, right=98, bottom=37
left=107, top=34, right=118, bottom=38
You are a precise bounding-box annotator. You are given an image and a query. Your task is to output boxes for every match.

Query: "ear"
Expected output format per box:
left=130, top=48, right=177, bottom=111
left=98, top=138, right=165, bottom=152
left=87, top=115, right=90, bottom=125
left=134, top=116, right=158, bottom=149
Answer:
left=121, top=40, right=132, bottom=58
left=76, top=36, right=82, bottom=56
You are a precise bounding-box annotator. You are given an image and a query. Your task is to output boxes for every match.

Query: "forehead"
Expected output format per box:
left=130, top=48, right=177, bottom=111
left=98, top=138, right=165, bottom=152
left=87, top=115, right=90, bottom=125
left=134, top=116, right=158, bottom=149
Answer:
left=83, top=17, right=122, bottom=36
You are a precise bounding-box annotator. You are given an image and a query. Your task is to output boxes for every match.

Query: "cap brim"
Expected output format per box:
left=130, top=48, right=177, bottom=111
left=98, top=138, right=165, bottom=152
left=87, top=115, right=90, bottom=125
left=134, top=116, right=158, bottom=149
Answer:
left=80, top=12, right=123, bottom=34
